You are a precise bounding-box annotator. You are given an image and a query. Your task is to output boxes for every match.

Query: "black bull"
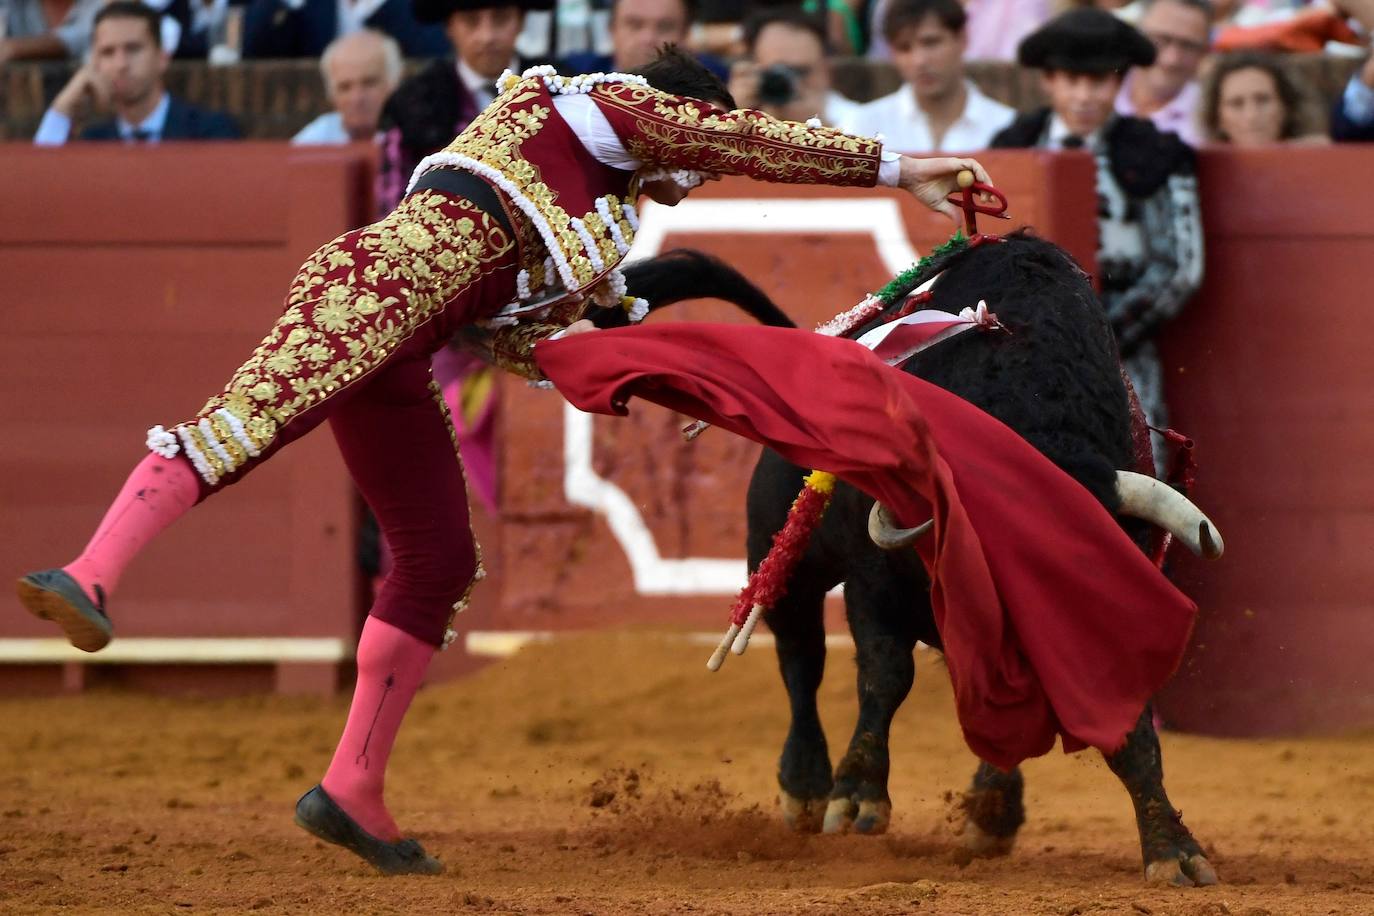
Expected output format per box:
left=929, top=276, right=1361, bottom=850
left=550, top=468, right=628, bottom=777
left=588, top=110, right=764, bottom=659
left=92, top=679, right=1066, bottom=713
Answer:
left=614, top=234, right=1217, bottom=886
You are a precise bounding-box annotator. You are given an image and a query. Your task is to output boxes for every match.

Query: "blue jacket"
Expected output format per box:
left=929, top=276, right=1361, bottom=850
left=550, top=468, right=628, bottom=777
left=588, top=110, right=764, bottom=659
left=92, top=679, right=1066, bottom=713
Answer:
left=1331, top=78, right=1374, bottom=142
left=242, top=0, right=450, bottom=58
left=80, top=96, right=241, bottom=141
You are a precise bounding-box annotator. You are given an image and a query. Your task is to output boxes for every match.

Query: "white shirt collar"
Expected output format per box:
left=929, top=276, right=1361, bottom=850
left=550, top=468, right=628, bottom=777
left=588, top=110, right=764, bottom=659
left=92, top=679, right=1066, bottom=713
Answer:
left=1046, top=113, right=1105, bottom=151
left=456, top=56, right=518, bottom=108
left=118, top=92, right=171, bottom=142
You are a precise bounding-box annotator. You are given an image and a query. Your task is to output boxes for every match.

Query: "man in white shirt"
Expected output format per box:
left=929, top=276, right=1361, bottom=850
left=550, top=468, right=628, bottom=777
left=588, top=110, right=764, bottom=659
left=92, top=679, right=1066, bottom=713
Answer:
left=1115, top=0, right=1211, bottom=146
left=293, top=29, right=402, bottom=144
left=849, top=0, right=1014, bottom=153
left=727, top=8, right=861, bottom=128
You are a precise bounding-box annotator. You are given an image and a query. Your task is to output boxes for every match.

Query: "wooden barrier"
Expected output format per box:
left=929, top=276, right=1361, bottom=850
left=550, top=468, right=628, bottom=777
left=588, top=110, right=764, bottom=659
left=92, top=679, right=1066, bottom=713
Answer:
left=1155, top=145, right=1374, bottom=736
left=6, top=142, right=1374, bottom=738
left=0, top=145, right=376, bottom=694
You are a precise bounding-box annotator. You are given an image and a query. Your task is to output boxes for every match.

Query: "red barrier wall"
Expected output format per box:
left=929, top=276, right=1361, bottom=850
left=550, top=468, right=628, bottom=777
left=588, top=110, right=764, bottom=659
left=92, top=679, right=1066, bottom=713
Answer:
left=11, top=143, right=1368, bottom=736
left=0, top=145, right=376, bottom=694
left=1155, top=145, right=1374, bottom=737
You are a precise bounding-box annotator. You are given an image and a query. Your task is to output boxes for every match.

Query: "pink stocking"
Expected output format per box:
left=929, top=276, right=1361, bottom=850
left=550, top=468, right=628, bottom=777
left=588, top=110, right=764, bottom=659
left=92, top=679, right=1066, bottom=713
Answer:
left=321, top=615, right=435, bottom=841
left=63, top=453, right=200, bottom=604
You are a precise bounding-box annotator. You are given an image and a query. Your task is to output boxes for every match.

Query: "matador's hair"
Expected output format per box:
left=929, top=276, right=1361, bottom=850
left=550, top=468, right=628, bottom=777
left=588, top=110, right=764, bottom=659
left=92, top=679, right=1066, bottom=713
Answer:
left=637, top=45, right=738, bottom=111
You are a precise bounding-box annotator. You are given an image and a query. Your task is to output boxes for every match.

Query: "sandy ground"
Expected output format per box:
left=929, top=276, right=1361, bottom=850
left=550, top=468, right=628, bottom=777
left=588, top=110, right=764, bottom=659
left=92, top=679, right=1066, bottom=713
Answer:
left=2, top=630, right=1373, bottom=915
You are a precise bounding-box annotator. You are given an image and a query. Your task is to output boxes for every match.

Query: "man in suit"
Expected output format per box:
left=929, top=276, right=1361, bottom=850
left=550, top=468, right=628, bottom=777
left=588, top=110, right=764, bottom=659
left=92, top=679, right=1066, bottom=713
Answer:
left=242, top=0, right=450, bottom=59
left=990, top=8, right=1203, bottom=469
left=374, top=0, right=551, bottom=212
left=33, top=1, right=240, bottom=145
left=560, top=0, right=729, bottom=81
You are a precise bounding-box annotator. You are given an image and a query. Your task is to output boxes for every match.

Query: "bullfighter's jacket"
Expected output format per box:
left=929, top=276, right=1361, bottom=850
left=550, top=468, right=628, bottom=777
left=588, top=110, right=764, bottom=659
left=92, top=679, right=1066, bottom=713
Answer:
left=411, top=67, right=884, bottom=377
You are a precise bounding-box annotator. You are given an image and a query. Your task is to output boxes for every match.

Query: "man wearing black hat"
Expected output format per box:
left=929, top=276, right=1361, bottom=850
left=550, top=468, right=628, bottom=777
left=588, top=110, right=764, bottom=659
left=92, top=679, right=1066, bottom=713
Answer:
left=991, top=8, right=1203, bottom=469
left=376, top=0, right=552, bottom=213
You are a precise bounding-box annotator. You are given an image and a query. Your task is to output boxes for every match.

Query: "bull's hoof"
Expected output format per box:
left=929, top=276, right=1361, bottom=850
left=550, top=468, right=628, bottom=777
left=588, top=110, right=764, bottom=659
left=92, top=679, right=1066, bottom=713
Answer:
left=1144, top=854, right=1219, bottom=887
left=854, top=799, right=891, bottom=834
left=822, top=797, right=854, bottom=834
left=778, top=792, right=827, bottom=833
left=958, top=819, right=1015, bottom=858
left=821, top=797, right=889, bottom=835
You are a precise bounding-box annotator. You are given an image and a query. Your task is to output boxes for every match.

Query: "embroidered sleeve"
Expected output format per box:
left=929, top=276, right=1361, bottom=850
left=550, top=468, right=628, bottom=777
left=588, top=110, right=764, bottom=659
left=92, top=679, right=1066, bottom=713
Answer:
left=590, top=82, right=881, bottom=187
left=1104, top=171, right=1204, bottom=357
left=479, top=322, right=567, bottom=380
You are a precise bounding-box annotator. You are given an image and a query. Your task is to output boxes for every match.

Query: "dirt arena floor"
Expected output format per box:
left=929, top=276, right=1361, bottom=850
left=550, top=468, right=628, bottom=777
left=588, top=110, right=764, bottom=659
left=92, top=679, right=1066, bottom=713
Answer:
left=3, top=631, right=1373, bottom=915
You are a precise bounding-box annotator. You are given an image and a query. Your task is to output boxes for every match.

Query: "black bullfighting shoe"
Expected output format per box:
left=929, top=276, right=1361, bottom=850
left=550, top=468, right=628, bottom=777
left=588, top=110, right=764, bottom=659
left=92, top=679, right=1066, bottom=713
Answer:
left=294, top=785, right=444, bottom=876
left=16, top=569, right=113, bottom=653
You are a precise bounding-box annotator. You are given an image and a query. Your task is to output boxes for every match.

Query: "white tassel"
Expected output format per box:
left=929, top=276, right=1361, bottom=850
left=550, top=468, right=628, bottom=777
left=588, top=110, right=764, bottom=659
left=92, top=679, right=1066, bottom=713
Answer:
left=146, top=425, right=180, bottom=458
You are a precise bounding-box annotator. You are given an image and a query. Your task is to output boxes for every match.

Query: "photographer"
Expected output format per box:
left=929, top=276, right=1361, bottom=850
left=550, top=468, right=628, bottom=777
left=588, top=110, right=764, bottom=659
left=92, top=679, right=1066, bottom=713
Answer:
left=727, top=7, right=860, bottom=127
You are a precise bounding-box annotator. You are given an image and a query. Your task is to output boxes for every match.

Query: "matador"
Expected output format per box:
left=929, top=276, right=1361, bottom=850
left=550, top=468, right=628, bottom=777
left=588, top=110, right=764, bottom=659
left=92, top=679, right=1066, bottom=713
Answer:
left=16, top=47, right=990, bottom=875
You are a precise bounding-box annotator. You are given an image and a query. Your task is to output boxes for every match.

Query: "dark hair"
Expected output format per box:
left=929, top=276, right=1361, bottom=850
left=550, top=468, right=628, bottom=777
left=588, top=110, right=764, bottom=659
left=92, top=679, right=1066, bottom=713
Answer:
left=882, top=0, right=965, bottom=44
left=93, top=0, right=163, bottom=48
left=1200, top=52, right=1308, bottom=142
left=742, top=7, right=828, bottom=56
left=611, top=0, right=697, bottom=23
left=637, top=44, right=738, bottom=109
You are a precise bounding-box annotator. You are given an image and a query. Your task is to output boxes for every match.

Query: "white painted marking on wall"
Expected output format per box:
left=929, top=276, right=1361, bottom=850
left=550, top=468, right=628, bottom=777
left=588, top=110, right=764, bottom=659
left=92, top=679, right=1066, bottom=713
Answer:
left=562, top=197, right=922, bottom=594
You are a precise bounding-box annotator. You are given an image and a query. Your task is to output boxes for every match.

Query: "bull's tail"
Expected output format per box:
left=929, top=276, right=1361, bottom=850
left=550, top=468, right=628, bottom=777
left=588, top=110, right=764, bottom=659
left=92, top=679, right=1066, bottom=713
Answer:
left=603, top=249, right=796, bottom=329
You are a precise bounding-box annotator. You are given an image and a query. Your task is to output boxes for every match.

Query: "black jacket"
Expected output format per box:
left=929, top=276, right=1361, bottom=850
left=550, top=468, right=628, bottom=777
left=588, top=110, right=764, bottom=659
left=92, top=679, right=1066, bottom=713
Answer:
left=80, top=96, right=241, bottom=141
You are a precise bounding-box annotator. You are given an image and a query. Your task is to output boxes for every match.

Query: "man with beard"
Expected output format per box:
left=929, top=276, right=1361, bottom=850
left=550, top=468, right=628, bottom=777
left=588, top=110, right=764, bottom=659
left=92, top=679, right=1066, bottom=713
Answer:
left=33, top=1, right=239, bottom=144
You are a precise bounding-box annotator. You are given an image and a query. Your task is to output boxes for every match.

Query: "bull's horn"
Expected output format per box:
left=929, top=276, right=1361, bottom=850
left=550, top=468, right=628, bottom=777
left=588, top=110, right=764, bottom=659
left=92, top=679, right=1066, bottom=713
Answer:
left=868, top=502, right=933, bottom=550
left=1115, top=471, right=1225, bottom=560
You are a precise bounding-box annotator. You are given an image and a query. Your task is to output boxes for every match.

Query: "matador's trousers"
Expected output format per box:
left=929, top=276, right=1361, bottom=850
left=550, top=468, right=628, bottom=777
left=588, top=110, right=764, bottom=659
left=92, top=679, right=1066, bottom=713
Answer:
left=155, top=190, right=520, bottom=646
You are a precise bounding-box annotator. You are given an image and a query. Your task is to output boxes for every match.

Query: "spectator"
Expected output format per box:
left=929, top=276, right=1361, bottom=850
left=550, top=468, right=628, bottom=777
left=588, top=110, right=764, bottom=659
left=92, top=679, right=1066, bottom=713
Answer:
left=1198, top=52, right=1326, bottom=144
left=561, top=0, right=729, bottom=81
left=242, top=0, right=450, bottom=58
left=849, top=0, right=1014, bottom=151
left=872, top=0, right=1052, bottom=61
left=992, top=8, right=1203, bottom=466
left=294, top=29, right=403, bottom=144
left=727, top=8, right=859, bottom=126
left=962, top=0, right=1053, bottom=60
left=33, top=1, right=240, bottom=145
left=0, top=0, right=100, bottom=64
left=1116, top=0, right=1212, bottom=145
left=375, top=0, right=551, bottom=214
left=1332, top=0, right=1374, bottom=141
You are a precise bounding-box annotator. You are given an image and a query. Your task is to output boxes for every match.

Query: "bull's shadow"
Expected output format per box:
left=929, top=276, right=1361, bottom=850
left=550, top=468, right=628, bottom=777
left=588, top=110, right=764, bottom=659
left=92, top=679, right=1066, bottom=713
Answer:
left=620, top=233, right=1219, bottom=887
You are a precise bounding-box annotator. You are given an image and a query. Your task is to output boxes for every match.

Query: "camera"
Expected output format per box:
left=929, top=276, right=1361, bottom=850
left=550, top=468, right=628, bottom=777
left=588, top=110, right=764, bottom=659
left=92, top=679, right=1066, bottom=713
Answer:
left=756, top=64, right=804, bottom=107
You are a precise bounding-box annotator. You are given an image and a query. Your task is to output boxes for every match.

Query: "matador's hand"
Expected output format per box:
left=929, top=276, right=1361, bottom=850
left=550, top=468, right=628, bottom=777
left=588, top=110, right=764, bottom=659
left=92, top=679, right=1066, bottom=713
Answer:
left=898, top=156, right=993, bottom=225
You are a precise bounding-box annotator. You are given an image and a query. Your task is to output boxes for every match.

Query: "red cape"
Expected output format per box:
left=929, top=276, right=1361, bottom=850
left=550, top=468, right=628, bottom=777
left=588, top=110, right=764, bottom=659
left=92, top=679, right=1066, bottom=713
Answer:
left=535, top=324, right=1197, bottom=770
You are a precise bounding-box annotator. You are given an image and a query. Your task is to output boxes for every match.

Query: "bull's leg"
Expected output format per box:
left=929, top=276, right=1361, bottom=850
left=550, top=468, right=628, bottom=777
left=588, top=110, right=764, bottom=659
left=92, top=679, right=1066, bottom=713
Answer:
left=957, top=761, right=1025, bottom=857
left=823, top=572, right=920, bottom=835
left=765, top=578, right=833, bottom=833
left=1105, top=705, right=1218, bottom=886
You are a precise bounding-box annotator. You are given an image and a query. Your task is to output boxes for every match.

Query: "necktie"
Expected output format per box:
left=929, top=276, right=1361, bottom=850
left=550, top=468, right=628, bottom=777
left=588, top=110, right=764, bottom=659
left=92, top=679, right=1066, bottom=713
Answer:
left=1061, top=135, right=1085, bottom=150
left=130, top=128, right=154, bottom=143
